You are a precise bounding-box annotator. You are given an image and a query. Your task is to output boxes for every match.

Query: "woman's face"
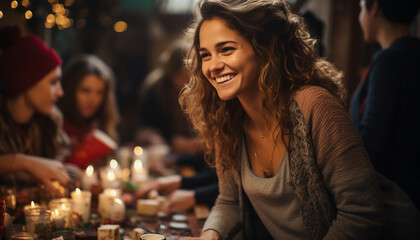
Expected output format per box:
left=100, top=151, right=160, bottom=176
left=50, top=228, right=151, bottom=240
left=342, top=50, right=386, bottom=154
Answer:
left=199, top=17, right=260, bottom=101
left=359, top=0, right=377, bottom=43
left=76, top=74, right=106, bottom=118
left=26, top=66, right=63, bottom=115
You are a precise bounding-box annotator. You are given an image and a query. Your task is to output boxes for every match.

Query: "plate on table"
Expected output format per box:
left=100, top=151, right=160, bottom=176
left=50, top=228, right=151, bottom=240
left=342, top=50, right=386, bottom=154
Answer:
left=168, top=221, right=189, bottom=229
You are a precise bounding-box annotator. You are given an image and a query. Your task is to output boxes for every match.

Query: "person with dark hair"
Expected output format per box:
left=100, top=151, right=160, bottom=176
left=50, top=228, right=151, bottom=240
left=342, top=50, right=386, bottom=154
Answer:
left=181, top=0, right=387, bottom=239
left=0, top=26, right=70, bottom=194
left=351, top=0, right=420, bottom=209
left=58, top=55, right=120, bottom=168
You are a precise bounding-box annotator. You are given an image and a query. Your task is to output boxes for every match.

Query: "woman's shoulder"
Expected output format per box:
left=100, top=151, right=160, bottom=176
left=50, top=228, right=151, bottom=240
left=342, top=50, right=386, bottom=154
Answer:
left=292, top=86, right=343, bottom=112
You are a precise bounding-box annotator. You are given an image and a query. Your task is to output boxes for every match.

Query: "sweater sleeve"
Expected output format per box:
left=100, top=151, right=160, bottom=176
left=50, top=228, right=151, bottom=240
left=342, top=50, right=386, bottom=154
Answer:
left=295, top=86, right=383, bottom=239
left=202, top=167, right=241, bottom=239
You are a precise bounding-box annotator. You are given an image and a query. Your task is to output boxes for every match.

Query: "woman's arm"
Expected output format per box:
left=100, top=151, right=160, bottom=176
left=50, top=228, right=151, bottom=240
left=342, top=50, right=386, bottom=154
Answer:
left=0, top=153, right=70, bottom=193
left=296, top=87, right=383, bottom=239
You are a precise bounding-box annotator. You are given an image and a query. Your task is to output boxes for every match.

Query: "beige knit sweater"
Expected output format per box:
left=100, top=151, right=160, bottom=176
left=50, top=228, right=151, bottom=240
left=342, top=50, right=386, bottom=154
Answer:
left=203, top=86, right=383, bottom=239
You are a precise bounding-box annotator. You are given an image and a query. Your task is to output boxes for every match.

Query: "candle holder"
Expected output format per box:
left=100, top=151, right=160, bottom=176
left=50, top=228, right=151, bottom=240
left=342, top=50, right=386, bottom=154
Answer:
left=24, top=207, right=51, bottom=240
left=48, top=199, right=73, bottom=230
left=70, top=189, right=91, bottom=225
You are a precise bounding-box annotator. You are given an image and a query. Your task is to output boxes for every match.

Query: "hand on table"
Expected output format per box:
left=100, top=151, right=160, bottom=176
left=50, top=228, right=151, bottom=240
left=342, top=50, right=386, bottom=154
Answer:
left=136, top=174, right=182, bottom=198
left=23, top=154, right=70, bottom=195
left=162, top=189, right=195, bottom=213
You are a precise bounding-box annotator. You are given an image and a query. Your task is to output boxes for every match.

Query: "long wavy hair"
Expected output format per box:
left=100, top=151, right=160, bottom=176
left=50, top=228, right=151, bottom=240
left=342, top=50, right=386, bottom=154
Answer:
left=180, top=0, right=345, bottom=173
left=58, top=55, right=120, bottom=141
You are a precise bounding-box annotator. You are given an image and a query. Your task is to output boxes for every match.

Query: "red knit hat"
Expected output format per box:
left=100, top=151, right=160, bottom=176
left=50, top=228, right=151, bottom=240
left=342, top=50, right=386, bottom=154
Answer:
left=0, top=27, right=62, bottom=97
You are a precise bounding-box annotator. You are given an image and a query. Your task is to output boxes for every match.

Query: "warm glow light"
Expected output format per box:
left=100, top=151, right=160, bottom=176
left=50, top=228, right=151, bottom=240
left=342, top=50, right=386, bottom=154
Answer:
left=55, top=14, right=65, bottom=25
left=11, top=1, right=18, bottom=8
left=54, top=209, right=59, bottom=216
left=64, top=0, right=74, bottom=7
left=31, top=201, right=35, bottom=207
left=24, top=10, right=32, bottom=19
left=0, top=11, right=3, bottom=19
left=134, top=159, right=143, bottom=170
left=107, top=171, right=115, bottom=181
left=61, top=203, right=65, bottom=210
left=45, top=20, right=55, bottom=28
left=110, top=159, right=118, bottom=169
left=110, top=189, right=117, bottom=196
left=21, top=0, right=30, bottom=7
left=114, top=21, right=127, bottom=33
left=114, top=198, right=122, bottom=204
left=134, top=146, right=143, bottom=156
left=86, top=165, right=94, bottom=176
left=46, top=14, right=55, bottom=23
left=75, top=188, right=81, bottom=194
left=53, top=4, right=65, bottom=15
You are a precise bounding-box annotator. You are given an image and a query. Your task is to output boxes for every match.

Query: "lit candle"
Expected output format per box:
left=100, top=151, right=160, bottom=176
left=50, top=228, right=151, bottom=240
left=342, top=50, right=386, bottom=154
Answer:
left=24, top=201, right=39, bottom=214
left=131, top=159, right=148, bottom=184
left=81, top=165, right=98, bottom=191
left=52, top=208, right=65, bottom=229
left=71, top=188, right=92, bottom=224
left=97, top=188, right=121, bottom=219
left=48, top=198, right=73, bottom=229
left=108, top=198, right=125, bottom=221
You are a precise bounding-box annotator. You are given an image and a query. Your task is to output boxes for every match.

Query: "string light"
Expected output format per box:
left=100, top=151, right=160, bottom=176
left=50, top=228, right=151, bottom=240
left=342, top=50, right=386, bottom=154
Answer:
left=11, top=1, right=18, bottom=9
left=24, top=10, right=32, bottom=19
left=21, top=0, right=30, bottom=7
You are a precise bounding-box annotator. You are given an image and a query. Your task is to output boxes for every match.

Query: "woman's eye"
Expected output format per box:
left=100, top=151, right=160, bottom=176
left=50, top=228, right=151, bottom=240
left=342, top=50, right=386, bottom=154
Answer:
left=200, top=53, right=211, bottom=60
left=221, top=47, right=235, bottom=53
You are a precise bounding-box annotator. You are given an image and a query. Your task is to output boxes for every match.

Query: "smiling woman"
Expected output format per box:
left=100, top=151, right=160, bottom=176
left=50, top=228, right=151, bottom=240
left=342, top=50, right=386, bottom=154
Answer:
left=180, top=0, right=389, bottom=239
left=58, top=55, right=120, bottom=168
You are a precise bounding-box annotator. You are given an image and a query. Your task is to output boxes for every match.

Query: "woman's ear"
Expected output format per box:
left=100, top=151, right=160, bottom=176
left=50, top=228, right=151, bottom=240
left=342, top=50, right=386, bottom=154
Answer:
left=370, top=0, right=380, bottom=18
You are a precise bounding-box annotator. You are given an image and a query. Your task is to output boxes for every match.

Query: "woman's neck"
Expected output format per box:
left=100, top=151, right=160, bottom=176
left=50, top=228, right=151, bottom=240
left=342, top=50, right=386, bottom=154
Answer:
left=7, top=96, right=34, bottom=124
left=239, top=93, right=270, bottom=133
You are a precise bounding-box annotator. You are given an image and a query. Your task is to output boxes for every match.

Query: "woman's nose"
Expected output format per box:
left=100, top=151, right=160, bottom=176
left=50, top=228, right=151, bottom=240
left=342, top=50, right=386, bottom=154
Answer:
left=208, top=57, right=224, bottom=73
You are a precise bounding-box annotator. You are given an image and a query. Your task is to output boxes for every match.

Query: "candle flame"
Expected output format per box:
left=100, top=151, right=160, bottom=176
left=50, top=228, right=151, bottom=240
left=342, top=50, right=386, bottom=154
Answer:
left=55, top=209, right=59, bottom=215
left=61, top=203, right=65, bottom=210
left=110, top=189, right=116, bottom=196
left=114, top=198, right=122, bottom=204
left=75, top=188, right=81, bottom=194
left=31, top=201, right=35, bottom=207
left=110, top=159, right=118, bottom=169
left=134, top=159, right=143, bottom=170
left=134, top=146, right=143, bottom=156
left=107, top=170, right=115, bottom=181
left=86, top=165, right=94, bottom=176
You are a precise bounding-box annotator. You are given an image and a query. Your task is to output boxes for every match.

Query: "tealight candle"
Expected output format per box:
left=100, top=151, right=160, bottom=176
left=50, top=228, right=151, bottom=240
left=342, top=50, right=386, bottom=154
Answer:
left=48, top=199, right=73, bottom=229
left=81, top=165, right=98, bottom=191
left=24, top=201, right=39, bottom=214
left=97, top=188, right=120, bottom=219
left=71, top=188, right=92, bottom=224
left=52, top=209, right=65, bottom=229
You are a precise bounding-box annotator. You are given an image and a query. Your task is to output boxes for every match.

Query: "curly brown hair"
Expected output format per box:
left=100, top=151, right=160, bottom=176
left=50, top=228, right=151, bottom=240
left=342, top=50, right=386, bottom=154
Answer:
left=180, top=0, right=345, bottom=173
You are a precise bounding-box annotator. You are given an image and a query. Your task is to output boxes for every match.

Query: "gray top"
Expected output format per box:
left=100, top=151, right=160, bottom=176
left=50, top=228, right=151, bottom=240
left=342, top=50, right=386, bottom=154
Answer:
left=241, top=139, right=306, bottom=239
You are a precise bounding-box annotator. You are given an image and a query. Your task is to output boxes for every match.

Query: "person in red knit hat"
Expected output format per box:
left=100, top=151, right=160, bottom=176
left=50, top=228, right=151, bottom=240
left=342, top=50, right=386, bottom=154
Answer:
left=0, top=26, right=72, bottom=198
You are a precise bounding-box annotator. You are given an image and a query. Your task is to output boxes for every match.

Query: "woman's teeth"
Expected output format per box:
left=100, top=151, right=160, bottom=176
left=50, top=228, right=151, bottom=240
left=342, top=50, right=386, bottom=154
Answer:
left=215, top=74, right=236, bottom=83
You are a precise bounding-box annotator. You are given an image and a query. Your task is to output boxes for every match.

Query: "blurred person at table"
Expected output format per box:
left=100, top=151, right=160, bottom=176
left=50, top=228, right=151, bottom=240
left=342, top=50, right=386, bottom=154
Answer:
left=137, top=40, right=201, bottom=154
left=137, top=162, right=219, bottom=214
left=351, top=0, right=420, bottom=209
left=0, top=26, right=71, bottom=195
left=179, top=0, right=395, bottom=239
left=57, top=55, right=120, bottom=169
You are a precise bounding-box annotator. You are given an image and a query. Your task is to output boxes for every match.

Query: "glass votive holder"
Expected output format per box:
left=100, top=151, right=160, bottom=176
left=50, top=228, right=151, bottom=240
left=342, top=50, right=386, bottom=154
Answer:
left=70, top=189, right=91, bottom=225
left=9, top=232, right=38, bottom=240
left=48, top=199, right=73, bottom=230
left=24, top=207, right=51, bottom=240
left=140, top=233, right=166, bottom=240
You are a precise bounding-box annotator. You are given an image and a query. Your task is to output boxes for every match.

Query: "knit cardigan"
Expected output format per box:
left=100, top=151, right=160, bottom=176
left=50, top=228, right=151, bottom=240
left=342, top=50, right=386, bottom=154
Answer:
left=202, top=86, right=383, bottom=239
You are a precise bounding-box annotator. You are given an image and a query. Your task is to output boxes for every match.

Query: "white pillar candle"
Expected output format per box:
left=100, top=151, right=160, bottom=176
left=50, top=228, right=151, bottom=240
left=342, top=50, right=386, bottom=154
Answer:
left=108, top=198, right=125, bottom=221
left=97, top=188, right=121, bottom=219
left=71, top=188, right=92, bottom=224
left=81, top=165, right=98, bottom=191
left=52, top=208, right=65, bottom=229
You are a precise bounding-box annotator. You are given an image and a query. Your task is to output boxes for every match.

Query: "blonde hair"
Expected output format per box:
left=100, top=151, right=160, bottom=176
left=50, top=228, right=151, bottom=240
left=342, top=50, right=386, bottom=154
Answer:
left=180, top=0, right=344, bottom=172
